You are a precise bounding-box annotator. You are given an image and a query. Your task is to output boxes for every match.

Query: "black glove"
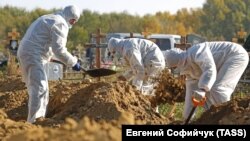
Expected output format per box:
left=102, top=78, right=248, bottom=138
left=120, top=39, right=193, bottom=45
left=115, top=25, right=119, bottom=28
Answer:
left=72, top=62, right=81, bottom=71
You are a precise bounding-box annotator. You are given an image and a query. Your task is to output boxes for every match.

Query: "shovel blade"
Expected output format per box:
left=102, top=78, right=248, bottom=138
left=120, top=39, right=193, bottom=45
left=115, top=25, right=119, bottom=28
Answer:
left=85, top=68, right=116, bottom=77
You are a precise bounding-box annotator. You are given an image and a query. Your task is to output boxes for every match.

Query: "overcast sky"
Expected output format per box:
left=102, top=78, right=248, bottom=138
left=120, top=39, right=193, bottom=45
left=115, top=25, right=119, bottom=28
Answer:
left=0, top=0, right=206, bottom=16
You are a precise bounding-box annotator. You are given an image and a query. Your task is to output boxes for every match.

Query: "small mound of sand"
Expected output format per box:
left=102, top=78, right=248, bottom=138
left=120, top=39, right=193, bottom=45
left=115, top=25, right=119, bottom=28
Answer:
left=194, top=97, right=250, bottom=124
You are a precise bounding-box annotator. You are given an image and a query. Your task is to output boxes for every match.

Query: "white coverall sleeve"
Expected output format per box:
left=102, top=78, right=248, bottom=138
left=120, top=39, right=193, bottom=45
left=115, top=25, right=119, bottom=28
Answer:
left=51, top=24, right=77, bottom=67
left=194, top=46, right=217, bottom=92
left=124, top=49, right=145, bottom=90
left=121, top=55, right=134, bottom=81
left=122, top=69, right=134, bottom=81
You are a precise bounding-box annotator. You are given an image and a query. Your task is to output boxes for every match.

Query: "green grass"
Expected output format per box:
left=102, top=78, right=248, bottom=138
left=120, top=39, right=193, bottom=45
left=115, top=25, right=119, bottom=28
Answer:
left=159, top=102, right=204, bottom=121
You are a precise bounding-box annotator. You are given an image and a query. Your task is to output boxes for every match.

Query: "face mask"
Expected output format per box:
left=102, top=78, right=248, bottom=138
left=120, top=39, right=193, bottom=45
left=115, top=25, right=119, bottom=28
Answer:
left=66, top=21, right=72, bottom=29
left=107, top=51, right=121, bottom=62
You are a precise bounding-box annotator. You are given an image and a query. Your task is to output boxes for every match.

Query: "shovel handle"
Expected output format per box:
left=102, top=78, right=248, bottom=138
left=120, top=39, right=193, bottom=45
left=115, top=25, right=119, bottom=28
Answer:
left=184, top=97, right=206, bottom=125
left=184, top=106, right=197, bottom=125
left=80, top=66, right=87, bottom=72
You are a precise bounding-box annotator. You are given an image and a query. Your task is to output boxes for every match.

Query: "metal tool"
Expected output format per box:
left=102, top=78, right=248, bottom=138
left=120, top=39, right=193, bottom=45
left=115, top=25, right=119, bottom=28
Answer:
left=80, top=66, right=116, bottom=77
left=184, top=96, right=206, bottom=124
left=50, top=59, right=116, bottom=77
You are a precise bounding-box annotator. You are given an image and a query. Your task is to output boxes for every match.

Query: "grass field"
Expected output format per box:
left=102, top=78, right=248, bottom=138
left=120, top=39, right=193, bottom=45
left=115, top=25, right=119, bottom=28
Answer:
left=159, top=102, right=204, bottom=121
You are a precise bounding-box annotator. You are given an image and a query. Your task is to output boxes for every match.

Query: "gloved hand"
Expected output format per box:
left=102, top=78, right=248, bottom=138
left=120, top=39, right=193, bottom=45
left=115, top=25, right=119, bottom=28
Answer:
left=72, top=62, right=81, bottom=71
left=192, top=89, right=206, bottom=106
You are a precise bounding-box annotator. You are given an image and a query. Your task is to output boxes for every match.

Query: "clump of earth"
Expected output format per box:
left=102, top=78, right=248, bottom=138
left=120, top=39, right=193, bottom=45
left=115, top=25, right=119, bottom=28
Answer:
left=194, top=97, right=250, bottom=124
left=150, top=68, right=186, bottom=107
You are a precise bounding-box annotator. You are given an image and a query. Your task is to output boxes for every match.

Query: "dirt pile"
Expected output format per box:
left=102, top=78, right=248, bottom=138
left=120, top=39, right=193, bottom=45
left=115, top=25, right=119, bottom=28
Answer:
left=1, top=109, right=130, bottom=141
left=194, top=97, right=250, bottom=124
left=1, top=74, right=250, bottom=140
left=47, top=81, right=168, bottom=125
left=0, top=75, right=168, bottom=140
left=0, top=110, right=37, bottom=140
left=0, top=76, right=28, bottom=121
left=151, top=69, right=185, bottom=106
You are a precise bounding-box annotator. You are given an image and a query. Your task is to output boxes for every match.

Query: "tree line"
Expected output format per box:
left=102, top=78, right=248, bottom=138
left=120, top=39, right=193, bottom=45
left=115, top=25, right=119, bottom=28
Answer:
left=1, top=0, right=250, bottom=51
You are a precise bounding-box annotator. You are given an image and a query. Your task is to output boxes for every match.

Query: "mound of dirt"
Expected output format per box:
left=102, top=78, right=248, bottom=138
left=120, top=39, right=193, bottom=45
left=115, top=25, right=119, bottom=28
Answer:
left=194, top=97, right=250, bottom=124
left=0, top=109, right=37, bottom=140
left=0, top=76, right=26, bottom=92
left=0, top=76, right=28, bottom=121
left=1, top=109, right=131, bottom=141
left=1, top=74, right=250, bottom=140
left=0, top=75, right=169, bottom=140
left=47, top=81, right=167, bottom=125
left=5, top=117, right=121, bottom=141
left=150, top=69, right=185, bottom=106
left=0, top=76, right=168, bottom=125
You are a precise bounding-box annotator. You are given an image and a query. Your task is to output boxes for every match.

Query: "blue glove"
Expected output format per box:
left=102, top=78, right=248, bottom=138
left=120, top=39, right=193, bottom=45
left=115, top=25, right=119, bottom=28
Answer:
left=72, top=62, right=81, bottom=71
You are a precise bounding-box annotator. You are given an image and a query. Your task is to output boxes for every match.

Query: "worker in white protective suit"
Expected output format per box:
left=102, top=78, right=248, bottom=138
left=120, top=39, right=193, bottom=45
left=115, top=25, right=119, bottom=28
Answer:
left=163, top=41, right=249, bottom=120
left=17, top=5, right=82, bottom=123
left=107, top=37, right=165, bottom=95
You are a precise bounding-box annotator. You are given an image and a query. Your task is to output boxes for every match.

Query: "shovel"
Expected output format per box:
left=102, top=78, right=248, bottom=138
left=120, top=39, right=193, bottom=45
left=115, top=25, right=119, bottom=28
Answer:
left=184, top=96, right=206, bottom=124
left=80, top=66, right=116, bottom=77
left=77, top=58, right=117, bottom=77
left=50, top=59, right=116, bottom=77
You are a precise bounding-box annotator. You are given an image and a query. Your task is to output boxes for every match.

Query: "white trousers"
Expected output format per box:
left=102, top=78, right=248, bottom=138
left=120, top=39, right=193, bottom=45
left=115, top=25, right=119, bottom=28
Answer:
left=18, top=55, right=49, bottom=123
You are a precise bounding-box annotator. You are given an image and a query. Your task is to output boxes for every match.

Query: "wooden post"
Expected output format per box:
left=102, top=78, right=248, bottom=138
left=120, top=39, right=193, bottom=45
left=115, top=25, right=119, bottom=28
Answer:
left=237, top=28, right=247, bottom=44
left=174, top=35, right=191, bottom=50
left=180, top=36, right=186, bottom=44
left=84, top=28, right=106, bottom=81
left=232, top=28, right=247, bottom=44
left=130, top=32, right=134, bottom=38
left=7, top=28, right=20, bottom=75
left=8, top=28, right=20, bottom=40
left=142, top=28, right=151, bottom=39
left=91, top=28, right=106, bottom=69
left=237, top=28, right=247, bottom=39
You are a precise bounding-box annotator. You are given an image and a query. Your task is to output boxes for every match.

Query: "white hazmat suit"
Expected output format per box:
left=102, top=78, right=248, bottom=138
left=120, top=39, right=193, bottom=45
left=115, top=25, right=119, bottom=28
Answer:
left=164, top=41, right=249, bottom=120
left=17, top=5, right=80, bottom=123
left=108, top=38, right=165, bottom=95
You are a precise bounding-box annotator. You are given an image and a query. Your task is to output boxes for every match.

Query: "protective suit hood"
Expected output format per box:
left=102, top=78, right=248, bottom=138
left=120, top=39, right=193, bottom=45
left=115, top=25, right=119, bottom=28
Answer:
left=108, top=38, right=125, bottom=54
left=163, top=48, right=186, bottom=68
left=61, top=5, right=80, bottom=28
